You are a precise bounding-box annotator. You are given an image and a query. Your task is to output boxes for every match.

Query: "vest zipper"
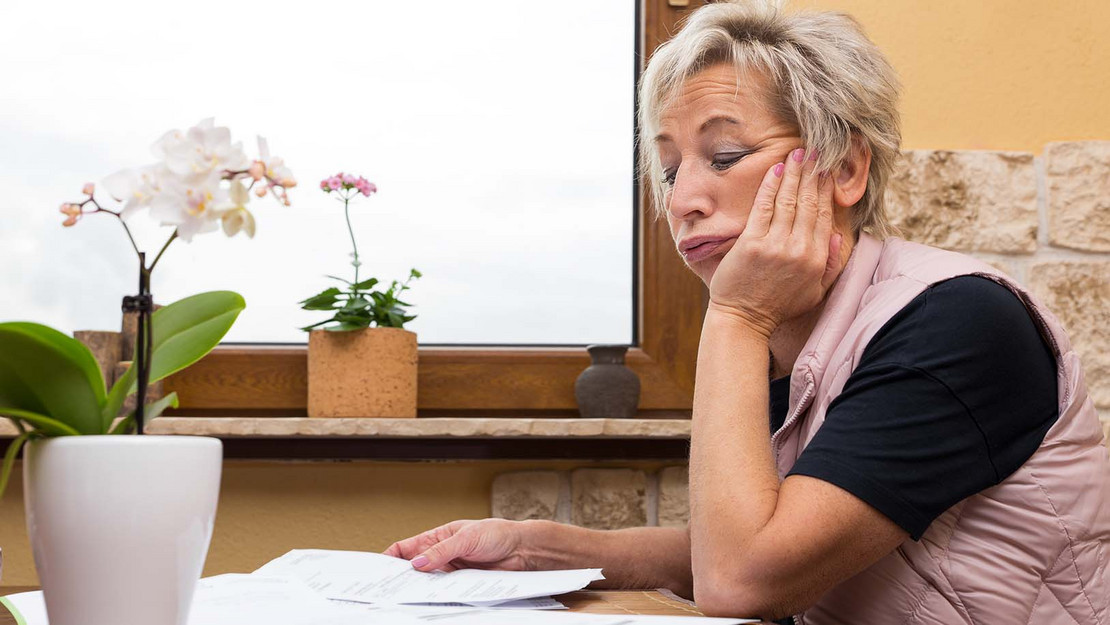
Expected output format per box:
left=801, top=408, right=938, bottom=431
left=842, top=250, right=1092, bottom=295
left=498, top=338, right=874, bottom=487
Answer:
left=769, top=375, right=816, bottom=463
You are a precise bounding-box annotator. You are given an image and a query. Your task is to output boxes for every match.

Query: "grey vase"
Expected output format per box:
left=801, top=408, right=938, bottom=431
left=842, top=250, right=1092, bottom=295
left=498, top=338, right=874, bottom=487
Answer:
left=574, top=345, right=641, bottom=419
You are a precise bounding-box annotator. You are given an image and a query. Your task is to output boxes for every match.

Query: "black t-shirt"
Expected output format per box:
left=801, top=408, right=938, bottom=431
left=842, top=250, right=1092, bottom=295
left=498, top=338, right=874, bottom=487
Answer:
left=768, top=275, right=1059, bottom=540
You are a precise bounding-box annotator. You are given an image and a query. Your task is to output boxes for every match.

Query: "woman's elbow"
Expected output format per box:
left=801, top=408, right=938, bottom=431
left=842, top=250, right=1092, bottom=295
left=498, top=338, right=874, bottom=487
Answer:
left=693, top=570, right=798, bottom=620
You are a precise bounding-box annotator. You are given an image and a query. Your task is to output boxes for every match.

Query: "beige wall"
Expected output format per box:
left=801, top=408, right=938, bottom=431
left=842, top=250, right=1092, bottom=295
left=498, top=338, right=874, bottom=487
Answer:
left=3, top=2, right=1108, bottom=586
left=800, top=0, right=1110, bottom=152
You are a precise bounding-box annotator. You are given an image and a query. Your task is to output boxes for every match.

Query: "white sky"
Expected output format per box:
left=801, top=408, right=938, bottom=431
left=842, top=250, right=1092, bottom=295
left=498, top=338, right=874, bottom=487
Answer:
left=0, top=1, right=635, bottom=344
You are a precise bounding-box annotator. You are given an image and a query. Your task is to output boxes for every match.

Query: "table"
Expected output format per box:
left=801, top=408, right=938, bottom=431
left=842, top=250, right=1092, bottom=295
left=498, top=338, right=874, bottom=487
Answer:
left=0, top=588, right=774, bottom=622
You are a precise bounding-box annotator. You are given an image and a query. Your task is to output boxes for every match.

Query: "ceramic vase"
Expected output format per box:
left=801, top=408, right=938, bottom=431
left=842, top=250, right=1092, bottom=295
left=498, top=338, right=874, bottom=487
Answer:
left=574, top=344, right=641, bottom=418
left=23, top=435, right=222, bottom=625
left=307, top=327, right=418, bottom=418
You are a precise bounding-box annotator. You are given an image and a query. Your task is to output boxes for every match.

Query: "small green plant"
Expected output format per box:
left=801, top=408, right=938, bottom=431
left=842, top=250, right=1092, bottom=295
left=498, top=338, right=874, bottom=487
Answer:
left=0, top=291, right=245, bottom=498
left=299, top=173, right=420, bottom=332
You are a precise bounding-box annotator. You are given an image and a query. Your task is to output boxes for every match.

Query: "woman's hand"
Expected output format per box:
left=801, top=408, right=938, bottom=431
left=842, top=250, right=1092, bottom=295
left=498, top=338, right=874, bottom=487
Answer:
left=708, top=148, right=843, bottom=337
left=384, top=518, right=535, bottom=572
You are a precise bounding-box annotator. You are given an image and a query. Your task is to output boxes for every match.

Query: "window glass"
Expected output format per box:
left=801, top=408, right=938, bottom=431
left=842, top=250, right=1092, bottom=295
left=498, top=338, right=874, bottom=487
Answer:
left=0, top=1, right=635, bottom=344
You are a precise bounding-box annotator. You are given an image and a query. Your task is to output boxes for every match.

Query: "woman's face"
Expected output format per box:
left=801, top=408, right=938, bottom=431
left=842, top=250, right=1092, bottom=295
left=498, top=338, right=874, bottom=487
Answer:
left=654, top=63, right=802, bottom=285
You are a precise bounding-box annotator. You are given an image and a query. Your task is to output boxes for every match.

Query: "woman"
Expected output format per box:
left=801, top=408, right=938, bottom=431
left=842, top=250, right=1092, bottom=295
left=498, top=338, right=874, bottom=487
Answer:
left=387, top=2, right=1110, bottom=622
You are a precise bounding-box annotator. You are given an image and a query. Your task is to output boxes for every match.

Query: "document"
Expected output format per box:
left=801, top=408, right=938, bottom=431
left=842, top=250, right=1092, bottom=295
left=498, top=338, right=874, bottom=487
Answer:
left=331, top=596, right=567, bottom=611
left=2, top=577, right=756, bottom=625
left=255, top=549, right=605, bottom=605
left=2, top=550, right=756, bottom=625
left=0, top=575, right=377, bottom=625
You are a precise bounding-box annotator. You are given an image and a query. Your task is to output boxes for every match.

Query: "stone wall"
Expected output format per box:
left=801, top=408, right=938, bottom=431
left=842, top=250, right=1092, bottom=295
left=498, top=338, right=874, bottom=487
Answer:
left=492, top=467, right=689, bottom=528
left=490, top=141, right=1110, bottom=528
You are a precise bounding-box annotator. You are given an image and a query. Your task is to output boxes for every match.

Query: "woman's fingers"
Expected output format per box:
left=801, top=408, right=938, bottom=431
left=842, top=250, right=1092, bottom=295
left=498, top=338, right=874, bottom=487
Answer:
left=791, top=154, right=827, bottom=239
left=384, top=520, right=469, bottom=561
left=766, top=147, right=809, bottom=236
left=744, top=160, right=786, bottom=237
left=411, top=532, right=470, bottom=571
left=821, top=230, right=845, bottom=291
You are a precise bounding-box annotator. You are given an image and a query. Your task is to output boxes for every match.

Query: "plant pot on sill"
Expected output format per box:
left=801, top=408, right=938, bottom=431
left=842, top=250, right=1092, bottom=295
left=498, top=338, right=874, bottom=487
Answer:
left=308, top=327, right=418, bottom=418
left=24, top=435, right=222, bottom=625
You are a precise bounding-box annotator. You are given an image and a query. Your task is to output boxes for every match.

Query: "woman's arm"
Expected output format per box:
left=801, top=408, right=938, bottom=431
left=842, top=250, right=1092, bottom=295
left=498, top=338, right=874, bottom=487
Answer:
left=690, top=311, right=906, bottom=618
left=529, top=521, right=693, bottom=597
left=688, top=154, right=906, bottom=620
left=385, top=518, right=694, bottom=598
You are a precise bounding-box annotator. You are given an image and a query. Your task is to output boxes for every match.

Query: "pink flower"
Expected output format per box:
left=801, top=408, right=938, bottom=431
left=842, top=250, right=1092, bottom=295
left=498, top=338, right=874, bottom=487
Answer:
left=249, top=161, right=265, bottom=181
left=81, top=182, right=95, bottom=195
left=255, top=185, right=269, bottom=198
left=341, top=173, right=357, bottom=185
left=320, top=179, right=330, bottom=191
left=327, top=177, right=342, bottom=191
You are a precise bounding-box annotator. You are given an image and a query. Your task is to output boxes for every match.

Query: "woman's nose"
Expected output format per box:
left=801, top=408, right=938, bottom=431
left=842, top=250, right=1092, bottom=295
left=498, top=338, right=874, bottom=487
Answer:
left=665, top=164, right=715, bottom=221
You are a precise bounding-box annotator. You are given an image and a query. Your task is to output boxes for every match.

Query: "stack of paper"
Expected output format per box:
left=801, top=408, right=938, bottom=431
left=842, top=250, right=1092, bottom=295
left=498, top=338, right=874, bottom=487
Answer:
left=1, top=549, right=757, bottom=624
left=255, top=549, right=600, bottom=607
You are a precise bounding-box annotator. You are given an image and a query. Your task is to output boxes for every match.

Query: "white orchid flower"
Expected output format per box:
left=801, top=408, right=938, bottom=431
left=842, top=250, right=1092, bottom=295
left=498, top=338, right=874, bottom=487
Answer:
left=149, top=172, right=226, bottom=242
left=153, top=118, right=249, bottom=182
left=101, top=163, right=166, bottom=219
left=218, top=180, right=256, bottom=238
left=89, top=120, right=289, bottom=244
left=257, top=136, right=296, bottom=187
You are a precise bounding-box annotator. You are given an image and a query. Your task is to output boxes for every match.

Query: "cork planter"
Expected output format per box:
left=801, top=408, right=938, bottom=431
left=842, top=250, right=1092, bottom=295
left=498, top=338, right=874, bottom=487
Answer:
left=307, top=328, right=418, bottom=418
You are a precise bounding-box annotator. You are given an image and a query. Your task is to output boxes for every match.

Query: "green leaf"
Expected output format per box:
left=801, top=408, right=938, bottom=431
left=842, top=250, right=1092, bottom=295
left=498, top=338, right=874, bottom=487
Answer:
left=0, top=323, right=106, bottom=434
left=108, top=415, right=134, bottom=435
left=300, top=317, right=340, bottom=332
left=342, top=297, right=370, bottom=312
left=352, top=278, right=379, bottom=290
left=325, top=322, right=367, bottom=332
left=0, top=431, right=31, bottom=501
left=110, top=392, right=179, bottom=435
left=410, top=268, right=422, bottom=279
left=0, top=408, right=82, bottom=436
left=105, top=291, right=245, bottom=429
left=300, top=288, right=343, bottom=311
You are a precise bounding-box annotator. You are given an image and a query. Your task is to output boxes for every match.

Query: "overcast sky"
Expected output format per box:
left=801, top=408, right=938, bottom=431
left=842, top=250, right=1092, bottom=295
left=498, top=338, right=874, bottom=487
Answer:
left=0, top=1, right=635, bottom=345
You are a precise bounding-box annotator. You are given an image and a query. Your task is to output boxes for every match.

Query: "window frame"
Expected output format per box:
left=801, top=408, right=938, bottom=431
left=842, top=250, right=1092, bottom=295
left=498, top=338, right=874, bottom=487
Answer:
left=164, top=0, right=708, bottom=418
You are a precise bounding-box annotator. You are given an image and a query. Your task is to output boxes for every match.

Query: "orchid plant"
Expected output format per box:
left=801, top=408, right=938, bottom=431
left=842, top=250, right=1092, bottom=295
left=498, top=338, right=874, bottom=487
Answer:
left=0, top=118, right=295, bottom=497
left=299, top=173, right=420, bottom=332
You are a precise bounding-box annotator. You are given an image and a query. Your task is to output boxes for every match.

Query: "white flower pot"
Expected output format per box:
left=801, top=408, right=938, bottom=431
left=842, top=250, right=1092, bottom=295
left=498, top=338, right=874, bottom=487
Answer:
left=23, top=435, right=222, bottom=625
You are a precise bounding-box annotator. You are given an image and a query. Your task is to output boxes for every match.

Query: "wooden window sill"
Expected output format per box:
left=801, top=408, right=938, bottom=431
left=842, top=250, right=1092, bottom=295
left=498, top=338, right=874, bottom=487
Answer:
left=0, top=418, right=692, bottom=460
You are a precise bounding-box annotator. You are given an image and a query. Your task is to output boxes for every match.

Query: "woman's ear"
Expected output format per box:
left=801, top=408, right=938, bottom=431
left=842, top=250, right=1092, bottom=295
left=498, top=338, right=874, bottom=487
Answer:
left=833, top=135, right=871, bottom=209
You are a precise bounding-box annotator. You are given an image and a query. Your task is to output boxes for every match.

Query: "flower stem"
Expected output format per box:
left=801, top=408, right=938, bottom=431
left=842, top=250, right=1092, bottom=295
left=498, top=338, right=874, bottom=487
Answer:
left=148, top=230, right=178, bottom=273
left=91, top=199, right=142, bottom=258
left=344, top=194, right=360, bottom=296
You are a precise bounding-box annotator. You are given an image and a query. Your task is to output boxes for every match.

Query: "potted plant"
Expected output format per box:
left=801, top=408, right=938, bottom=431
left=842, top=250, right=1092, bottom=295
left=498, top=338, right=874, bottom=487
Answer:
left=300, top=173, right=421, bottom=418
left=0, top=118, right=295, bottom=625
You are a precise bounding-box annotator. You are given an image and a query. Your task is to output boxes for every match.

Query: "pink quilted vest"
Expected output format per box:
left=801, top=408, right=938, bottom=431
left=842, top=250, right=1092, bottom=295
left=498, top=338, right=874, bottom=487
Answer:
left=775, top=234, right=1110, bottom=625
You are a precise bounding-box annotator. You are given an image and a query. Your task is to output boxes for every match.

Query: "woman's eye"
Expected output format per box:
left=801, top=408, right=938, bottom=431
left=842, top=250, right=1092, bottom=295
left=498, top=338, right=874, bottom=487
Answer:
left=662, top=168, right=677, bottom=186
left=711, top=152, right=747, bottom=170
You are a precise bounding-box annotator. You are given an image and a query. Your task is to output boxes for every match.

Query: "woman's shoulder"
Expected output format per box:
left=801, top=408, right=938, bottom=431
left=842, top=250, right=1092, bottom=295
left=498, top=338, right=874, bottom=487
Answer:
left=863, top=274, right=1053, bottom=374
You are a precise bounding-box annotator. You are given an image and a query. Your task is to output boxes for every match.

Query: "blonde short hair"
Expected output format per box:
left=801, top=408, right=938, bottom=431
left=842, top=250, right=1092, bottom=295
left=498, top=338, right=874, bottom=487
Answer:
left=638, top=0, right=902, bottom=237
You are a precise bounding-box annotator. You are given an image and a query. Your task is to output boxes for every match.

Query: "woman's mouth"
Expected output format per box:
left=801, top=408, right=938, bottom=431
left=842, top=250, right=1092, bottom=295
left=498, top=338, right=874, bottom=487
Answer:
left=680, top=236, right=737, bottom=262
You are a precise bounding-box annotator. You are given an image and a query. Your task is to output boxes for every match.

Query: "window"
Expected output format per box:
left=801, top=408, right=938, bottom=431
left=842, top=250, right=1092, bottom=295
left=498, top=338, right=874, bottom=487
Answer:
left=0, top=0, right=634, bottom=345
